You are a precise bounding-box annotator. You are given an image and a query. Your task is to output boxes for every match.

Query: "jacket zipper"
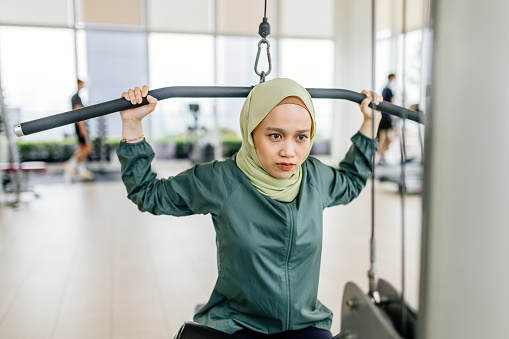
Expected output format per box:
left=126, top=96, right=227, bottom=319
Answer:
left=285, top=204, right=295, bottom=331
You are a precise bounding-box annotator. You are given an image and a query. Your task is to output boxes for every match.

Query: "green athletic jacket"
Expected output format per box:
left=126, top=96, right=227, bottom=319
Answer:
left=117, top=132, right=376, bottom=335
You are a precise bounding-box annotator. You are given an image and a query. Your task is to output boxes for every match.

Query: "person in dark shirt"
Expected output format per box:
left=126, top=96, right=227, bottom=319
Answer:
left=64, top=79, right=94, bottom=180
left=378, top=73, right=396, bottom=165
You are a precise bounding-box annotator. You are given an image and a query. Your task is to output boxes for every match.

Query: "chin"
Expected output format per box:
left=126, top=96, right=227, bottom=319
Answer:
left=275, top=174, right=291, bottom=180
left=271, top=170, right=295, bottom=180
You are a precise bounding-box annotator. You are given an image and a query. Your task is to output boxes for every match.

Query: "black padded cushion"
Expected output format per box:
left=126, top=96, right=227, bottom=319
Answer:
left=174, top=321, right=237, bottom=339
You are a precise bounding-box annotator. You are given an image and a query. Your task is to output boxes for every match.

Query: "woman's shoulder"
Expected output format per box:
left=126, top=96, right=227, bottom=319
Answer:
left=171, top=158, right=245, bottom=199
left=303, top=157, right=337, bottom=186
left=192, top=157, right=245, bottom=183
left=196, top=157, right=238, bottom=173
left=304, top=156, right=330, bottom=172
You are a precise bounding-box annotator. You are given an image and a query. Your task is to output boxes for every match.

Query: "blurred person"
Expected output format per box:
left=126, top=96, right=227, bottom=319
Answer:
left=64, top=79, right=94, bottom=180
left=377, top=73, right=396, bottom=165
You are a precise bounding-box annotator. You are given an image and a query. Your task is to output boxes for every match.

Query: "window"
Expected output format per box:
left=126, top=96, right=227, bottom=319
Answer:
left=82, top=30, right=148, bottom=140
left=0, top=27, right=76, bottom=141
left=399, top=29, right=423, bottom=107
left=149, top=33, right=214, bottom=140
left=215, top=36, right=278, bottom=136
left=216, top=0, right=277, bottom=36
left=149, top=0, right=211, bottom=33
left=279, top=38, right=335, bottom=140
left=77, top=0, right=143, bottom=26
left=279, top=0, right=334, bottom=39
left=0, top=2, right=339, bottom=153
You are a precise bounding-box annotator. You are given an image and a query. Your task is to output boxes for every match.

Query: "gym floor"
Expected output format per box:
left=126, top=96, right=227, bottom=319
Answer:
left=0, top=157, right=422, bottom=338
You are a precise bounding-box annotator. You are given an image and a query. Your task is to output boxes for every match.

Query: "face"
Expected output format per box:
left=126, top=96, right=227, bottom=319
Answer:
left=252, top=104, right=312, bottom=179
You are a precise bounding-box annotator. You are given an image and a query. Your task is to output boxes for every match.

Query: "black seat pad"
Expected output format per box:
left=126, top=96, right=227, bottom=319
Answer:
left=174, top=321, right=237, bottom=339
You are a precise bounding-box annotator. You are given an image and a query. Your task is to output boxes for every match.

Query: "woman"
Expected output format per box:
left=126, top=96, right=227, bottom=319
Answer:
left=117, top=78, right=382, bottom=338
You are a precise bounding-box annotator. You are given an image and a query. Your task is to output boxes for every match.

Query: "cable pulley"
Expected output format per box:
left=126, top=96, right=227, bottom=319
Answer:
left=254, top=39, right=272, bottom=83
left=254, top=0, right=272, bottom=83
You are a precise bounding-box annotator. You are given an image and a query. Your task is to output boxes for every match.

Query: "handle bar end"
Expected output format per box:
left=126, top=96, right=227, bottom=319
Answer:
left=13, top=124, right=24, bottom=137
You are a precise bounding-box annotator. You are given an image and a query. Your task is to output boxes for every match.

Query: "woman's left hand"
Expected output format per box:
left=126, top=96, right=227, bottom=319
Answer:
left=358, top=90, right=384, bottom=139
left=359, top=90, right=383, bottom=122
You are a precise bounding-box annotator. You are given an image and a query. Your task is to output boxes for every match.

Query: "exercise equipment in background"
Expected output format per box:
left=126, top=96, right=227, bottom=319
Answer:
left=186, top=103, right=215, bottom=165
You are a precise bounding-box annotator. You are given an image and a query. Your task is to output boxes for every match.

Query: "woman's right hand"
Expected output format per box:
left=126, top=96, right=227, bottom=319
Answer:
left=120, top=85, right=158, bottom=122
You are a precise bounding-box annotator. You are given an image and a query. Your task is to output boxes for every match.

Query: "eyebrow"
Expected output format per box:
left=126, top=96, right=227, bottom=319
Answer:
left=266, top=127, right=311, bottom=134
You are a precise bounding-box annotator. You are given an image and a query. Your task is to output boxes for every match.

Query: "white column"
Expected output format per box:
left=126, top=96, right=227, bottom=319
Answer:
left=419, top=1, right=509, bottom=338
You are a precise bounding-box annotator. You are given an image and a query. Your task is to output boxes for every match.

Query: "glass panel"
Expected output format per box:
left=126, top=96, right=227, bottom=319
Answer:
left=78, top=0, right=142, bottom=26
left=83, top=30, right=148, bottom=140
left=406, top=0, right=426, bottom=32
left=217, top=36, right=278, bottom=86
left=376, top=0, right=394, bottom=32
left=376, top=35, right=393, bottom=96
left=149, top=0, right=211, bottom=33
left=216, top=0, right=278, bottom=36
left=215, top=36, right=278, bottom=137
left=0, top=0, right=69, bottom=26
left=0, top=27, right=76, bottom=142
left=376, top=0, right=425, bottom=33
left=399, top=30, right=423, bottom=106
left=396, top=29, right=424, bottom=161
left=148, top=33, right=214, bottom=141
left=279, top=0, right=333, bottom=38
left=279, top=38, right=334, bottom=140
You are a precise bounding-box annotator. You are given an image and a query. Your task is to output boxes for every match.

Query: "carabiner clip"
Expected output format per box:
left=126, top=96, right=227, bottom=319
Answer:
left=254, top=38, right=272, bottom=83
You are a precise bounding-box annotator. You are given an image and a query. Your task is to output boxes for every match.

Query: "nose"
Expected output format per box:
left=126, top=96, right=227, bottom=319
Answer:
left=279, top=140, right=296, bottom=158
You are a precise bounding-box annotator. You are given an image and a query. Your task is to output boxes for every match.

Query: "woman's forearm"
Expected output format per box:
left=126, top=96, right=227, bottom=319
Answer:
left=358, top=117, right=381, bottom=139
left=121, top=120, right=144, bottom=143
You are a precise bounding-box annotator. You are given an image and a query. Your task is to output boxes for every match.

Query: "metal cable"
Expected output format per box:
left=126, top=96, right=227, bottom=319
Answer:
left=368, top=0, right=379, bottom=302
left=255, top=0, right=272, bottom=83
left=400, top=0, right=409, bottom=335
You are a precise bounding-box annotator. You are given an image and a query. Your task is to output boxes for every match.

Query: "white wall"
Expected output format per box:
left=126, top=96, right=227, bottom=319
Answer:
left=0, top=0, right=68, bottom=26
left=419, top=0, right=509, bottom=337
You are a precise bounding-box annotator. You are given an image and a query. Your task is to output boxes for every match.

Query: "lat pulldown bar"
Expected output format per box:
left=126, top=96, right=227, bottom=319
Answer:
left=13, top=86, right=424, bottom=137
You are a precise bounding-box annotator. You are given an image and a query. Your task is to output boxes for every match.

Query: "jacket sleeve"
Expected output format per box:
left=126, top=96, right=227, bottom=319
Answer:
left=116, top=140, right=228, bottom=217
left=316, top=132, right=377, bottom=208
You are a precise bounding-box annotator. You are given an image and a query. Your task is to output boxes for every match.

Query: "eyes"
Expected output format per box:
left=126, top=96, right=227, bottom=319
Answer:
left=296, top=134, right=309, bottom=142
left=269, top=133, right=309, bottom=142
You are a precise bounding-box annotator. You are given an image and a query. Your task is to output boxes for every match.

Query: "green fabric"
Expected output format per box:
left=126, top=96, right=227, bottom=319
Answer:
left=236, top=78, right=316, bottom=202
left=116, top=132, right=377, bottom=335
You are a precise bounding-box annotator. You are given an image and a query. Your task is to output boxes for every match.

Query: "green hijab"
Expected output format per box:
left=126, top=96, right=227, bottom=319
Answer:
left=236, top=78, right=316, bottom=202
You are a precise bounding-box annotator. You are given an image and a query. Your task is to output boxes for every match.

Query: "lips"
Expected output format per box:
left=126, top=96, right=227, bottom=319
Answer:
left=277, top=163, right=295, bottom=170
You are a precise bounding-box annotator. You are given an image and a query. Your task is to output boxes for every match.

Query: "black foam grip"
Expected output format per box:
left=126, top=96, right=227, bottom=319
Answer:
left=307, top=88, right=423, bottom=123
left=16, top=86, right=424, bottom=136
